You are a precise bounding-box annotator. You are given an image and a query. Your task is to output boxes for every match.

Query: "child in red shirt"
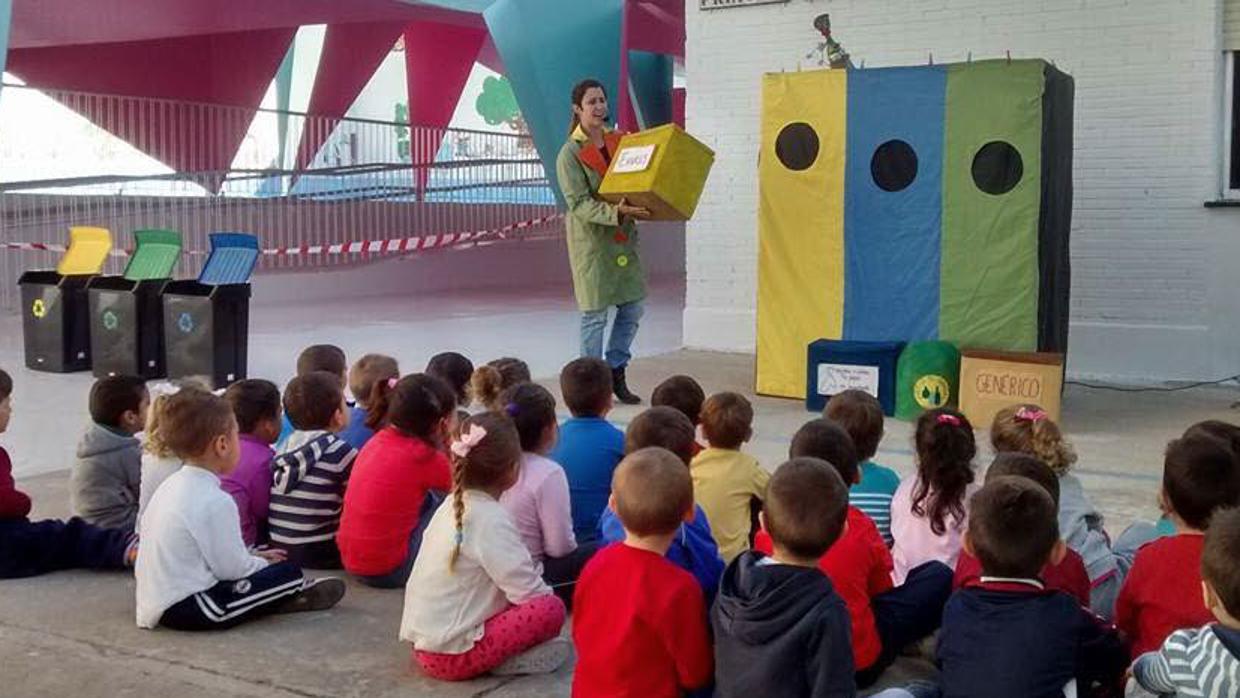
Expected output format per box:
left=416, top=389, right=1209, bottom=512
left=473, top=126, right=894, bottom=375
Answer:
left=337, top=374, right=456, bottom=587
left=953, top=453, right=1091, bottom=607
left=1116, top=431, right=1240, bottom=657
left=572, top=447, right=713, bottom=698
left=753, top=419, right=951, bottom=688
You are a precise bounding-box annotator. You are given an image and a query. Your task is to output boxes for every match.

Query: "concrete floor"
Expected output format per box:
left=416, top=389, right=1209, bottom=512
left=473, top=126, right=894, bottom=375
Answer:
left=1, top=281, right=1238, bottom=696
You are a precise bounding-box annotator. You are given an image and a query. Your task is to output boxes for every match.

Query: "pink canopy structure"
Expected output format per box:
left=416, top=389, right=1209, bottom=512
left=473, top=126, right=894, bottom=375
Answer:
left=1, top=0, right=685, bottom=194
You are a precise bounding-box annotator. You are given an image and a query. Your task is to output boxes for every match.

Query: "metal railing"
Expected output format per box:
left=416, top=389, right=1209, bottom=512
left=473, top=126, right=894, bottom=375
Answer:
left=0, top=84, right=561, bottom=309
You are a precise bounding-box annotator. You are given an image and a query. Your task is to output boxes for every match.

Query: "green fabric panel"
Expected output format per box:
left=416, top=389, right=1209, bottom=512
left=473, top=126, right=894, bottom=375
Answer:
left=895, top=341, right=961, bottom=421
left=941, top=60, right=1044, bottom=351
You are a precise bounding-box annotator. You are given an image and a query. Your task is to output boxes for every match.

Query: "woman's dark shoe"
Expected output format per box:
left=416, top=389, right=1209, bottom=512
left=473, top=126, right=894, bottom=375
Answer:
left=612, top=366, right=642, bottom=405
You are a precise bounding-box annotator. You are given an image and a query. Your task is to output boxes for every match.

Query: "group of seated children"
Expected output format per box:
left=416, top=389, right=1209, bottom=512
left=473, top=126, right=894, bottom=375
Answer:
left=1, top=347, right=1239, bottom=696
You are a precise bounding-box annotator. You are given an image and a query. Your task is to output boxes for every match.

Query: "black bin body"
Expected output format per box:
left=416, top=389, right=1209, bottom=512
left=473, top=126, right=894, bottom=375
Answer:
left=18, top=271, right=93, bottom=373
left=162, top=280, right=251, bottom=389
left=88, top=276, right=170, bottom=379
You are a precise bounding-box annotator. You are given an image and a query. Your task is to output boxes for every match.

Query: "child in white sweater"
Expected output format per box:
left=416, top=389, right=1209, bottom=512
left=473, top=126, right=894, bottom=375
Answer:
left=135, top=387, right=345, bottom=631
left=401, top=412, right=568, bottom=680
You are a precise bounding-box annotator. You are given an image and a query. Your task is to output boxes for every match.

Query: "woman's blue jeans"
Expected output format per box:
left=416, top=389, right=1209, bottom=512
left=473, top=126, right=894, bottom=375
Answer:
left=580, top=300, right=644, bottom=369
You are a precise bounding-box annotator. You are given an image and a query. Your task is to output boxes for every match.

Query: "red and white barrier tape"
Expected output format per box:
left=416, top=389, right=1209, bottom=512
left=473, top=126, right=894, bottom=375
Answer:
left=0, top=213, right=565, bottom=258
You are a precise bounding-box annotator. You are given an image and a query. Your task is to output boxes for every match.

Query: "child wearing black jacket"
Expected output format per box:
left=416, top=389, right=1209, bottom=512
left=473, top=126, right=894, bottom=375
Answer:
left=712, top=457, right=855, bottom=698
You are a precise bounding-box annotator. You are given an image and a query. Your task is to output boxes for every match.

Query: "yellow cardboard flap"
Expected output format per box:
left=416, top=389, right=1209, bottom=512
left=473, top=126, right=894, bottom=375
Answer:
left=56, top=226, right=112, bottom=276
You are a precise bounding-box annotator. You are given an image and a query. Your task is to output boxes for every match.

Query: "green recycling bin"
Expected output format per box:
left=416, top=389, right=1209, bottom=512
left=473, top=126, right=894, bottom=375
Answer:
left=88, top=230, right=182, bottom=379
left=895, top=341, right=962, bottom=421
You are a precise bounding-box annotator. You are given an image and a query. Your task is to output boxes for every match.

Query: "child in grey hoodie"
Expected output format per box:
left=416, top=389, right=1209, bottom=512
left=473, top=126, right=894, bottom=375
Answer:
left=71, top=376, right=148, bottom=532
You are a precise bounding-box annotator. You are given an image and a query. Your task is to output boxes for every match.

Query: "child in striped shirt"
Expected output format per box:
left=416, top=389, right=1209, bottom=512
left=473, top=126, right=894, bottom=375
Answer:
left=1131, top=506, right=1240, bottom=697
left=826, top=390, right=900, bottom=546
left=270, top=371, right=358, bottom=569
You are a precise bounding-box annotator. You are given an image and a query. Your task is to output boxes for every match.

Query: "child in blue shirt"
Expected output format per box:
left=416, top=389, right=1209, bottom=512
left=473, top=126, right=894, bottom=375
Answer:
left=826, top=390, right=900, bottom=545
left=597, top=406, right=725, bottom=603
left=550, top=358, right=625, bottom=542
left=338, top=354, right=398, bottom=451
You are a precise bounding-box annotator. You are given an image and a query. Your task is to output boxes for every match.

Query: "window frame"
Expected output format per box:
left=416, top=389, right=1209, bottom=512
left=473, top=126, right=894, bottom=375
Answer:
left=1225, top=51, right=1239, bottom=200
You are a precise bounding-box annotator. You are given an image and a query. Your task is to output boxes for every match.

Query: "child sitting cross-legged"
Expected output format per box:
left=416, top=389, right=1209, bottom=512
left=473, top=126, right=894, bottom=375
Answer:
left=277, top=344, right=348, bottom=449
left=1129, top=505, right=1240, bottom=696
left=1116, top=432, right=1240, bottom=658
left=426, top=351, right=474, bottom=414
left=498, top=382, right=597, bottom=604
left=137, top=381, right=188, bottom=532
left=953, top=452, right=1091, bottom=606
left=935, top=476, right=1128, bottom=697
left=338, top=354, right=399, bottom=451
left=714, top=456, right=856, bottom=698
left=0, top=368, right=138, bottom=579
left=550, top=358, right=625, bottom=543
left=269, top=372, right=358, bottom=569
left=826, top=389, right=901, bottom=546
left=651, top=374, right=707, bottom=457
left=597, top=406, right=726, bottom=603
left=136, top=387, right=345, bottom=631
left=338, top=374, right=456, bottom=588
left=401, top=413, right=569, bottom=680
left=572, top=447, right=713, bottom=697
left=891, top=408, right=979, bottom=584
left=754, top=418, right=951, bottom=688
left=470, top=357, right=531, bottom=413
left=691, top=392, right=769, bottom=563
left=71, top=375, right=149, bottom=532
left=220, top=379, right=282, bottom=547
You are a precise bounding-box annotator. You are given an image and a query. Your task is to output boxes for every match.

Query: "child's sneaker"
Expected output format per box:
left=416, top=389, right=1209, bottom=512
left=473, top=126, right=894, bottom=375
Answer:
left=276, top=577, right=346, bottom=614
left=491, top=637, right=572, bottom=676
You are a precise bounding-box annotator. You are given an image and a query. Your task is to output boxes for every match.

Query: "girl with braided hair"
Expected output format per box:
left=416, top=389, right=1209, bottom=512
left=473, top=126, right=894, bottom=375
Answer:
left=400, top=412, right=568, bottom=681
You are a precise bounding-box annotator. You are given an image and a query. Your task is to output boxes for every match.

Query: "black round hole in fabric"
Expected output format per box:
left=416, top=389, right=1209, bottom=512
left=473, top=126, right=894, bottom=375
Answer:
left=775, top=122, right=819, bottom=171
left=971, top=141, right=1024, bottom=195
left=870, top=139, right=918, bottom=192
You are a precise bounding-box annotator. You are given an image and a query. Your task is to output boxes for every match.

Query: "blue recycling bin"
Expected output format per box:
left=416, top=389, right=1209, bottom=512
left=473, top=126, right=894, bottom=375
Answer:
left=161, top=233, right=259, bottom=389
left=806, top=339, right=905, bottom=416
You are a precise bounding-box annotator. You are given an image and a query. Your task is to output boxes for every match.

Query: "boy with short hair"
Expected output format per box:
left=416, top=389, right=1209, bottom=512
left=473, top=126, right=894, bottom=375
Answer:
left=0, top=368, right=138, bottom=579
left=136, top=387, right=344, bottom=630
left=277, top=344, right=348, bottom=448
left=572, top=447, right=713, bottom=697
left=338, top=354, right=399, bottom=450
left=953, top=452, right=1091, bottom=606
left=651, top=375, right=707, bottom=456
left=1117, top=433, right=1240, bottom=657
left=754, top=419, right=950, bottom=687
left=269, top=372, right=358, bottom=569
left=690, top=392, right=769, bottom=562
left=597, top=407, right=726, bottom=602
left=1131, top=506, right=1240, bottom=695
left=826, top=389, right=900, bottom=546
left=71, top=375, right=149, bottom=532
left=714, top=457, right=855, bottom=697
left=937, top=477, right=1128, bottom=697
left=220, top=379, right=282, bottom=547
left=550, top=358, right=625, bottom=542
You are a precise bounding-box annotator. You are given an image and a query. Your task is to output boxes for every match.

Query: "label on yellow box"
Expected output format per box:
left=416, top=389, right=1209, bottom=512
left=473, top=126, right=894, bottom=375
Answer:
left=614, top=145, right=656, bottom=173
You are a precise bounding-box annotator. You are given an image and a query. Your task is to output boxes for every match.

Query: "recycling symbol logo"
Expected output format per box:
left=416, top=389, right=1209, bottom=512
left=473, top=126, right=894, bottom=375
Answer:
left=102, top=310, right=119, bottom=331
left=31, top=299, right=46, bottom=319
left=177, top=312, right=194, bottom=334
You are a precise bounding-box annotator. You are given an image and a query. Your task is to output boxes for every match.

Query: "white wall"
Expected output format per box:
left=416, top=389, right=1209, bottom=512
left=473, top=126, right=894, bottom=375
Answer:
left=685, top=0, right=1240, bottom=382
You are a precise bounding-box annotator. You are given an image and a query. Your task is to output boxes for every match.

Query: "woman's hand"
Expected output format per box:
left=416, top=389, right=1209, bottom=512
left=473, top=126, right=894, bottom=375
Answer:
left=617, top=198, right=651, bottom=220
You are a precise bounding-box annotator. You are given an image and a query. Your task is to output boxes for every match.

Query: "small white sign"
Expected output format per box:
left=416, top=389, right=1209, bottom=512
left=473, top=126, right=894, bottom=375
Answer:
left=613, top=144, right=656, bottom=174
left=817, top=363, right=880, bottom=397
left=700, top=0, right=789, bottom=10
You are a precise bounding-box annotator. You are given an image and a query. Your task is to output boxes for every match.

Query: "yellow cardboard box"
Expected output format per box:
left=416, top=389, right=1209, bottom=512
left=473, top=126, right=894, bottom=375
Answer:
left=599, top=124, right=715, bottom=221
left=959, top=350, right=1065, bottom=427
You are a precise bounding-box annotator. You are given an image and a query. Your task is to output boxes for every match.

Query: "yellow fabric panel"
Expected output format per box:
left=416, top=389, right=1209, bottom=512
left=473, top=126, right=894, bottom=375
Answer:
left=1226, top=0, right=1240, bottom=50
left=756, top=69, right=847, bottom=398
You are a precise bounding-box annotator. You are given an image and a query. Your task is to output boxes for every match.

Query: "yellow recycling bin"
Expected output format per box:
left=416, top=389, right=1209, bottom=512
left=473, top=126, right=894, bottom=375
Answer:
left=598, top=124, right=715, bottom=221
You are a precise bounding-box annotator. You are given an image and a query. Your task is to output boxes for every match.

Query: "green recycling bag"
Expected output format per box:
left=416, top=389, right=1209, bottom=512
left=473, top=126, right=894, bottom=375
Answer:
left=896, top=341, right=961, bottom=421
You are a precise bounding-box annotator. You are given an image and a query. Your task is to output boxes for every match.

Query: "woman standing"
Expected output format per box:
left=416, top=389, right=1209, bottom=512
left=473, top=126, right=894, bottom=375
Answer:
left=555, top=79, right=650, bottom=405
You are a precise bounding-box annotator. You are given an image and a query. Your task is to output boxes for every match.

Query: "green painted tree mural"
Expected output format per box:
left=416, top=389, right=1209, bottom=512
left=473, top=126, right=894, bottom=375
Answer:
left=475, top=76, right=526, bottom=134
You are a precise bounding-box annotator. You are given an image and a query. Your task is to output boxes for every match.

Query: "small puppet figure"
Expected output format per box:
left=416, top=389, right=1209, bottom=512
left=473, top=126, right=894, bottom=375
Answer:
left=808, top=14, right=854, bottom=69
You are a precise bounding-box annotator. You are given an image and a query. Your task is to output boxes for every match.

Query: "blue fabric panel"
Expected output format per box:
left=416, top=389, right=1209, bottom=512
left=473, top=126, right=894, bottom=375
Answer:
left=0, top=0, right=10, bottom=81
left=843, top=66, right=946, bottom=342
left=199, top=233, right=259, bottom=286
left=484, top=0, right=623, bottom=206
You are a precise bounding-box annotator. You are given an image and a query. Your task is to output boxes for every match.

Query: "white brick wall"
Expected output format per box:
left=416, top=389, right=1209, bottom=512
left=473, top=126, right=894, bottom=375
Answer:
left=685, top=0, right=1240, bottom=381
